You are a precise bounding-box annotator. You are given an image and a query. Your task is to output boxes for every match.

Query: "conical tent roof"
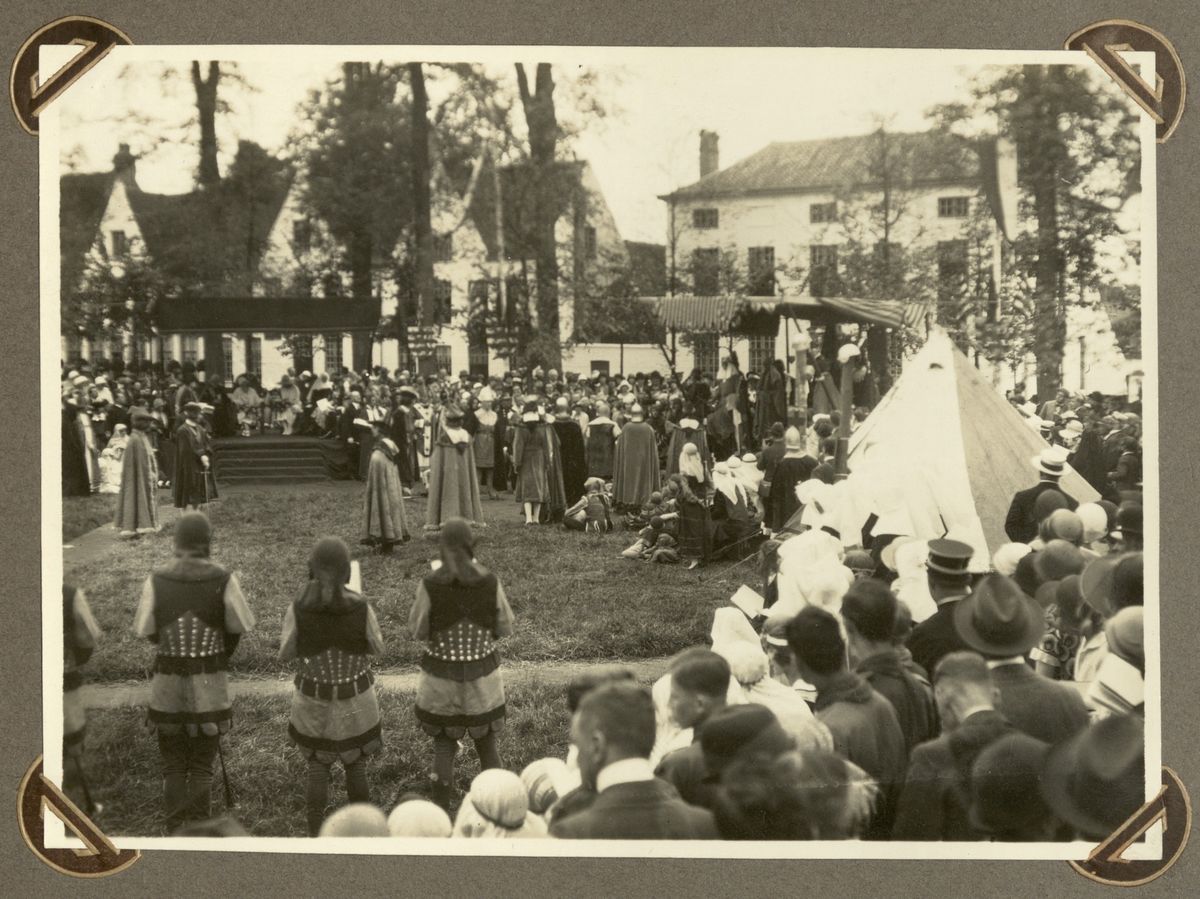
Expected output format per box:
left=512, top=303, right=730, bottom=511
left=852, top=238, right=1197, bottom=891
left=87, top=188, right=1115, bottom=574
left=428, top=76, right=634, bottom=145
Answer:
left=787, top=329, right=1099, bottom=567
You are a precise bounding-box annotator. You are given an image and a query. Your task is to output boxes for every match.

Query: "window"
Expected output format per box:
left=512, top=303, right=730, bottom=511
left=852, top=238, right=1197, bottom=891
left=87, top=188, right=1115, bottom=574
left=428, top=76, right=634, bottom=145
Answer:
left=938, top=196, right=970, bottom=218
left=693, top=208, right=719, bottom=230
left=245, top=336, right=262, bottom=382
left=692, top=333, right=720, bottom=379
left=222, top=337, right=234, bottom=379
left=433, top=345, right=452, bottom=373
left=323, top=333, right=343, bottom=374
left=293, top=219, right=312, bottom=252
left=937, top=240, right=969, bottom=324
left=111, top=230, right=127, bottom=257
left=748, top=335, right=776, bottom=376
left=809, top=245, right=840, bottom=297
left=468, top=280, right=490, bottom=318
left=433, top=233, right=453, bottom=263
left=181, top=335, right=200, bottom=364
left=809, top=201, right=837, bottom=224
left=748, top=246, right=776, bottom=296
left=583, top=225, right=597, bottom=261
left=590, top=360, right=611, bottom=376
left=434, top=279, right=453, bottom=325
left=692, top=248, right=720, bottom=295
left=292, top=334, right=314, bottom=375
left=63, top=333, right=82, bottom=363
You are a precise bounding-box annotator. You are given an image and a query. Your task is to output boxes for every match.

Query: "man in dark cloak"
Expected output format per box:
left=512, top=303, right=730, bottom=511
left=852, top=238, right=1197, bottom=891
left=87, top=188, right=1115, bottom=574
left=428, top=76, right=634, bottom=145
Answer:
left=62, top=392, right=92, bottom=497
left=612, top=404, right=662, bottom=510
left=551, top=397, right=588, bottom=505
left=115, top=408, right=160, bottom=537
left=755, top=359, right=789, bottom=443
left=173, top=402, right=215, bottom=509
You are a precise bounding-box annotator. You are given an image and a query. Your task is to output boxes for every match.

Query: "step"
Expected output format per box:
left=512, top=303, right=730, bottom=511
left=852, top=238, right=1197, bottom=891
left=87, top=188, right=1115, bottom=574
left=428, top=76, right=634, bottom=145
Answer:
left=216, top=457, right=326, bottom=470
left=217, top=472, right=331, bottom=484
left=216, top=453, right=326, bottom=465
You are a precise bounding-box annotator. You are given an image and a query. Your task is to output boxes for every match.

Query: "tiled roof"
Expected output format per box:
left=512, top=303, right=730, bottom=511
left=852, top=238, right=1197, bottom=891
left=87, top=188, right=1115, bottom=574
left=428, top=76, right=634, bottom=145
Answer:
left=59, top=171, right=114, bottom=290
left=156, top=296, right=381, bottom=332
left=665, top=131, right=979, bottom=200
left=467, top=159, right=586, bottom=260
left=59, top=141, right=292, bottom=296
left=653, top=295, right=744, bottom=331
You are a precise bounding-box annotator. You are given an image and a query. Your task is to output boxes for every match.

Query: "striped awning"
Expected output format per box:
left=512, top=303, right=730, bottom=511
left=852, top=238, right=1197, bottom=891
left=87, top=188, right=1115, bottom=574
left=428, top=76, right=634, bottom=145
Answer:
left=654, top=295, right=744, bottom=331
left=646, top=295, right=928, bottom=333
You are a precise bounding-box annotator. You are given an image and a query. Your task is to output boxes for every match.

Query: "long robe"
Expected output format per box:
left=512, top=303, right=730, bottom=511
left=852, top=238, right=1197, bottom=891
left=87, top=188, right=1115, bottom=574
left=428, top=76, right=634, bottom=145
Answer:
left=665, top=420, right=711, bottom=478
left=115, top=429, right=160, bottom=536
left=363, top=439, right=410, bottom=543
left=543, top=423, right=569, bottom=520
left=718, top=370, right=752, bottom=452
left=424, top=429, right=484, bottom=529
left=552, top=418, right=588, bottom=505
left=755, top=366, right=788, bottom=441
left=585, top=418, right=619, bottom=479
left=766, top=454, right=818, bottom=532
left=612, top=420, right=662, bottom=507
left=513, top=424, right=551, bottom=502
left=172, top=421, right=214, bottom=508
left=62, top=404, right=91, bottom=497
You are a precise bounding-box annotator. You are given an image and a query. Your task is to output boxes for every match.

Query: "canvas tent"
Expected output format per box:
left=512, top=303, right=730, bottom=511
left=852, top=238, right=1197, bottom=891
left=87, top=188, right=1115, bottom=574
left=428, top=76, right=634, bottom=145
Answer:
left=784, top=329, right=1099, bottom=566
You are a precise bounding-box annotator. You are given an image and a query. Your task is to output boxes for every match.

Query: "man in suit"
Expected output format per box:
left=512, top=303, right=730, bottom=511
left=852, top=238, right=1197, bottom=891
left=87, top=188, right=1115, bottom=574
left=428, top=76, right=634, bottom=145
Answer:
left=338, top=389, right=364, bottom=480
left=785, top=606, right=908, bottom=840
left=550, top=682, right=717, bottom=840
left=892, top=651, right=1014, bottom=841
left=842, top=579, right=938, bottom=753
left=953, top=573, right=1090, bottom=745
left=1004, top=446, right=1078, bottom=543
left=654, top=649, right=732, bottom=809
left=906, top=539, right=976, bottom=678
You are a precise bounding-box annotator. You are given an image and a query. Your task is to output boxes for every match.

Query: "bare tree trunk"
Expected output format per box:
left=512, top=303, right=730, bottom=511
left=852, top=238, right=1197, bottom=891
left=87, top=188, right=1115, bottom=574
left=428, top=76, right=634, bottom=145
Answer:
left=516, top=62, right=562, bottom=368
left=1025, top=66, right=1064, bottom=400
left=408, top=62, right=435, bottom=328
left=191, top=61, right=221, bottom=187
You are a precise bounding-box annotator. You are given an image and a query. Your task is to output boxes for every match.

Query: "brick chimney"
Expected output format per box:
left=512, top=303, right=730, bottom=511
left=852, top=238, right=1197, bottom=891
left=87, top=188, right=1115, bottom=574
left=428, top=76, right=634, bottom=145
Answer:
left=112, top=143, right=136, bottom=187
left=700, top=130, right=719, bottom=178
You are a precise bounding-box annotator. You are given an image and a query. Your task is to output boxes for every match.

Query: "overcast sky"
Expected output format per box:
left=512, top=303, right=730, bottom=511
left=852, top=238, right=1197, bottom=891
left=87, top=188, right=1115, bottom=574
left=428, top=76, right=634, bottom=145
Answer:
left=55, top=47, right=1137, bottom=246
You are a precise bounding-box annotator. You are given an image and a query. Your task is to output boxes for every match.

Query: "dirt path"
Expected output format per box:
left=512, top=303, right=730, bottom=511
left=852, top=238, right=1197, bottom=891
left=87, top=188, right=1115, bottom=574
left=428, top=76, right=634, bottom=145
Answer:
left=81, top=656, right=673, bottom=710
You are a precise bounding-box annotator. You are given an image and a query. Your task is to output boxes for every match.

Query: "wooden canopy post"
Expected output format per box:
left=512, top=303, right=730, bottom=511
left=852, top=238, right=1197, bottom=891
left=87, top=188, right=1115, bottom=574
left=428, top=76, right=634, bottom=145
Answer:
left=834, top=343, right=859, bottom=479
left=790, top=326, right=811, bottom=433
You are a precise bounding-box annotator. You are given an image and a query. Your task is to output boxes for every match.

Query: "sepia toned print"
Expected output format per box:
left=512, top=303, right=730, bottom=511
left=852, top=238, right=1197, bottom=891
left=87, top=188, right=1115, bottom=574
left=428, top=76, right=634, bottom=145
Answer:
left=42, top=44, right=1157, bottom=857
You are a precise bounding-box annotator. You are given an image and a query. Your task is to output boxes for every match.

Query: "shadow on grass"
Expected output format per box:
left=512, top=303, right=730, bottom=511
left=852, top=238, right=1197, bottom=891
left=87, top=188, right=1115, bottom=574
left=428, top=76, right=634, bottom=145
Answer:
left=66, top=489, right=753, bottom=683
left=83, top=679, right=576, bottom=838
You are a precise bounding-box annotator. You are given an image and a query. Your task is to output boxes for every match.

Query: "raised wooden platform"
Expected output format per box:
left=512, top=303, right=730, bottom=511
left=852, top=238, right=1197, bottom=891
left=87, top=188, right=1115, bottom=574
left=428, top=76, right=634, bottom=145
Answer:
left=213, top=436, right=341, bottom=485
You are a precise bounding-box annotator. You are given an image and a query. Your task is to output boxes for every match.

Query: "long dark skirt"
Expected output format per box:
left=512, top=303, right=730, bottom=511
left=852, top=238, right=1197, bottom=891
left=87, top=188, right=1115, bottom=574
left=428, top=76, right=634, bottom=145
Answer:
left=678, top=498, right=712, bottom=561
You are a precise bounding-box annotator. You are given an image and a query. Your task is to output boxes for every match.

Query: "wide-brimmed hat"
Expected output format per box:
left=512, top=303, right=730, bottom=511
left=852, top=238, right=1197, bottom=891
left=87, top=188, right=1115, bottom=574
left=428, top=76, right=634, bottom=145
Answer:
left=1080, top=552, right=1143, bottom=617
left=443, top=404, right=465, bottom=423
left=969, top=733, right=1052, bottom=836
left=1106, top=606, right=1144, bottom=670
left=880, top=535, right=921, bottom=573
left=1058, top=420, right=1084, bottom=441
left=1032, top=446, right=1070, bottom=477
left=1035, top=539, right=1086, bottom=581
left=129, top=406, right=154, bottom=427
left=1111, top=502, right=1142, bottom=539
left=953, top=573, right=1045, bottom=657
left=397, top=386, right=418, bottom=400
left=1039, top=714, right=1145, bottom=841
left=925, top=538, right=974, bottom=578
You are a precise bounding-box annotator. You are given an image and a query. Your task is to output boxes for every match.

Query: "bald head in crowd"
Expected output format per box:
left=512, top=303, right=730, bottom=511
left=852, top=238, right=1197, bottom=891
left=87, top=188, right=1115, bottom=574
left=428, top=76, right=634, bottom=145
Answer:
left=932, top=651, right=998, bottom=731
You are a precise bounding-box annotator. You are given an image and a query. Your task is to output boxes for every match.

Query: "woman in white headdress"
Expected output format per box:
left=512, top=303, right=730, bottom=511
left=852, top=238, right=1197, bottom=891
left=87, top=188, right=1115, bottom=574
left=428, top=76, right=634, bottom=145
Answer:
left=676, top=442, right=712, bottom=566
left=98, top=424, right=128, bottom=494
left=711, top=462, right=757, bottom=556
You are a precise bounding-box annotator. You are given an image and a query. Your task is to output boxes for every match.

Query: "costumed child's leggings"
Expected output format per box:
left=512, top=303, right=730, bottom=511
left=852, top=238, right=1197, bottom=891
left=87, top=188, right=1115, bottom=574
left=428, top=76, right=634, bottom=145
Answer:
left=306, top=757, right=368, bottom=837
left=432, top=732, right=501, bottom=790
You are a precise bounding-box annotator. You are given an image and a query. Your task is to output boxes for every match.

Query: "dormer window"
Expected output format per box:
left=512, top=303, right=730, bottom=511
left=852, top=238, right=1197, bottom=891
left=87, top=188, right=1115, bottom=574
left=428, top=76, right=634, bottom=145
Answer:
left=693, top=208, right=719, bottom=229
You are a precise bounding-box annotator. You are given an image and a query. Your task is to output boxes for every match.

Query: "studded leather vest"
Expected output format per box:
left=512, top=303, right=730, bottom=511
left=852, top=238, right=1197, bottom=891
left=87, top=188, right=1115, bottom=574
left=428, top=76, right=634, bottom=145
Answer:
left=151, top=563, right=230, bottom=673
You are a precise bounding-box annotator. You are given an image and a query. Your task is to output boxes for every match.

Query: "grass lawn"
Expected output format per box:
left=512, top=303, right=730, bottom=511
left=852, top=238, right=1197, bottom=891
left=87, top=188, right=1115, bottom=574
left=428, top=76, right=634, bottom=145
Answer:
left=83, top=679, right=576, bottom=838
left=65, top=487, right=752, bottom=683
left=62, top=493, right=120, bottom=543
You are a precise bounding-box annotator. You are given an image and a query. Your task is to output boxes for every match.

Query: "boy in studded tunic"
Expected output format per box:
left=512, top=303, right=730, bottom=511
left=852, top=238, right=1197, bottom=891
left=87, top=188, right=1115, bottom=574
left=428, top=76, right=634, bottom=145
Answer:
left=409, top=519, right=515, bottom=810
left=132, top=512, right=255, bottom=832
left=280, top=537, right=385, bottom=836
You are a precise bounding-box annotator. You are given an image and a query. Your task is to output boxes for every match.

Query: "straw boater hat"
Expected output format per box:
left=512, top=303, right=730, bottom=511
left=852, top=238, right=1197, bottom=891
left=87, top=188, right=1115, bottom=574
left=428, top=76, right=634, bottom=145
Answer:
left=952, top=574, right=1045, bottom=657
left=1032, top=445, right=1070, bottom=478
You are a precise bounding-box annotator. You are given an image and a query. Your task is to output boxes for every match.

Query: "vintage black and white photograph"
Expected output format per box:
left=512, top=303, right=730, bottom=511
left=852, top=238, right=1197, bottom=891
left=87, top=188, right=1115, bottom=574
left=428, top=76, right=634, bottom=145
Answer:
left=43, top=45, right=1155, bottom=855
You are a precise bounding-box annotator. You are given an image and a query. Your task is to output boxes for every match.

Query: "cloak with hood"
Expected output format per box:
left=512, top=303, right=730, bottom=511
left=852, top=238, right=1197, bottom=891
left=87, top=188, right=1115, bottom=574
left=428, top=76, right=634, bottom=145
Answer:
left=424, top=427, right=484, bottom=529
left=612, top=420, right=662, bottom=507
left=115, top=428, right=160, bottom=536
left=364, top=437, right=410, bottom=542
